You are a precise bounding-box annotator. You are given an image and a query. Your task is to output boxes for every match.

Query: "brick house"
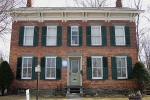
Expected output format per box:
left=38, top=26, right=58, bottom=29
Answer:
left=9, top=0, right=144, bottom=93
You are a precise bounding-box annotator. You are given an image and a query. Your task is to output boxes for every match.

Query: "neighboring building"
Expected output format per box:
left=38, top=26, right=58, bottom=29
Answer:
left=9, top=0, right=144, bottom=94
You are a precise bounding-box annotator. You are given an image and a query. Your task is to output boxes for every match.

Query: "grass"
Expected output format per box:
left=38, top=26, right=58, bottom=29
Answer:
left=0, top=94, right=150, bottom=100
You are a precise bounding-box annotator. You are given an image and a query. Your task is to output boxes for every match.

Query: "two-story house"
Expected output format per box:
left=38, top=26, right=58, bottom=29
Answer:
left=9, top=0, right=144, bottom=94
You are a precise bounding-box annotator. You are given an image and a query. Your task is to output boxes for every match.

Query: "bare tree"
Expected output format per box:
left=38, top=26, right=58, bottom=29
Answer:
left=0, top=0, right=26, bottom=61
left=72, top=0, right=107, bottom=7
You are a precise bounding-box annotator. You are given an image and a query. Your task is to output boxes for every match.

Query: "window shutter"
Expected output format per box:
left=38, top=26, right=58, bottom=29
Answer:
left=110, top=26, right=116, bottom=46
left=103, top=57, right=108, bottom=79
left=16, top=57, right=22, bottom=79
left=125, top=26, right=130, bottom=46
left=67, top=26, right=71, bottom=46
left=56, top=57, right=62, bottom=80
left=101, top=26, right=107, bottom=46
left=79, top=26, right=82, bottom=46
left=33, top=26, right=39, bottom=46
left=18, top=26, right=24, bottom=46
left=32, top=57, right=38, bottom=80
left=86, top=26, right=91, bottom=46
left=57, top=26, right=62, bottom=46
left=42, top=26, right=47, bottom=46
left=111, top=57, right=117, bottom=79
left=86, top=57, right=92, bottom=80
left=40, top=57, right=45, bottom=80
left=127, top=57, right=132, bottom=79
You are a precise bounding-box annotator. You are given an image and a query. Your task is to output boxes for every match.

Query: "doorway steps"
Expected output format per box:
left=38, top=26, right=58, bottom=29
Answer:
left=65, top=86, right=84, bottom=97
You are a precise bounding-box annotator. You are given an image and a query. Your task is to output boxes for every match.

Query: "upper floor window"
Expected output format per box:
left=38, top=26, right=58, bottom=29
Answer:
left=115, top=26, right=125, bottom=45
left=86, top=26, right=107, bottom=46
left=71, top=26, right=79, bottom=45
left=110, top=26, right=130, bottom=46
left=47, top=26, right=57, bottom=46
left=91, top=26, right=102, bottom=45
left=18, top=26, right=39, bottom=46
left=24, top=26, right=34, bottom=46
left=42, top=26, right=62, bottom=46
left=67, top=25, right=82, bottom=46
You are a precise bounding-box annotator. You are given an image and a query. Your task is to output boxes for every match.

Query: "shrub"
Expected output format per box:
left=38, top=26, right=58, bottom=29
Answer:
left=132, top=61, right=150, bottom=93
left=0, top=61, right=14, bottom=96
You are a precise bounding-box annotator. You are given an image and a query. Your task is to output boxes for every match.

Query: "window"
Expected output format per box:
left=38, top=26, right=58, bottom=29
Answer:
left=46, top=26, right=57, bottom=46
left=45, top=57, right=56, bottom=79
left=115, top=26, right=125, bottom=45
left=92, top=57, right=103, bottom=79
left=24, top=26, right=34, bottom=46
left=91, top=26, right=102, bottom=45
left=22, top=57, right=32, bottom=79
left=116, top=56, right=127, bottom=79
left=71, top=26, right=79, bottom=45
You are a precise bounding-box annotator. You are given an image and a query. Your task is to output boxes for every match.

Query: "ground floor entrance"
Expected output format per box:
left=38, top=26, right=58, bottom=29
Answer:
left=67, top=56, right=82, bottom=86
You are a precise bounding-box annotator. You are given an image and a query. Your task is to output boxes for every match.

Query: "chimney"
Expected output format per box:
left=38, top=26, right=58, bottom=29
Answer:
left=26, top=0, right=32, bottom=7
left=116, top=0, right=122, bottom=7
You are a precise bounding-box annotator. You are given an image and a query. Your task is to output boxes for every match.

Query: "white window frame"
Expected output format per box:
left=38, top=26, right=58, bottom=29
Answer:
left=71, top=26, right=79, bottom=46
left=92, top=56, right=103, bottom=79
left=115, top=26, right=126, bottom=45
left=116, top=56, right=128, bottom=79
left=23, top=26, right=34, bottom=46
left=21, top=57, right=33, bottom=79
left=45, top=57, right=56, bottom=79
left=91, top=26, right=102, bottom=45
left=46, top=26, right=57, bottom=46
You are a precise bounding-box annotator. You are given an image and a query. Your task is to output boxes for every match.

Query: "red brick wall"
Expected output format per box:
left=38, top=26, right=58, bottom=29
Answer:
left=9, top=20, right=138, bottom=89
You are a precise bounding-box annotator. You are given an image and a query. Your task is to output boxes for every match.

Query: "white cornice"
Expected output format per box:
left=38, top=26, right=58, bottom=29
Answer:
left=10, top=7, right=144, bottom=22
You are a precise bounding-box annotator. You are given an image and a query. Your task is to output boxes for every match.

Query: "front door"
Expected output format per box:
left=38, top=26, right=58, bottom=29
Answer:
left=68, top=57, right=81, bottom=86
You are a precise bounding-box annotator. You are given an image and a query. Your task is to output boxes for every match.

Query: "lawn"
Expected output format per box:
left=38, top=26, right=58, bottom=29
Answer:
left=0, top=95, right=150, bottom=100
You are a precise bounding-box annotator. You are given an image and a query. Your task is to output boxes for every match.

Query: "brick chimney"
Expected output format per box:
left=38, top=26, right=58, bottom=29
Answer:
left=116, top=0, right=122, bottom=7
left=26, top=0, right=32, bottom=7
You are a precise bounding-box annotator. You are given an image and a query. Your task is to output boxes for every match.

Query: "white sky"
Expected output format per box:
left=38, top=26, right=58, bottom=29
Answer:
left=0, top=0, right=149, bottom=61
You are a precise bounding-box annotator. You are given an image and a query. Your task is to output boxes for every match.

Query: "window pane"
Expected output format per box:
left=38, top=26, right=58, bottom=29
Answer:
left=92, top=58, right=96, bottom=67
left=28, top=58, right=32, bottom=68
left=122, top=68, right=126, bottom=77
left=121, top=58, right=125, bottom=67
left=115, top=27, right=124, bottom=36
left=92, top=36, right=101, bottom=45
left=91, top=26, right=101, bottom=36
left=72, top=60, right=78, bottom=73
left=117, top=68, right=121, bottom=77
left=28, top=68, right=32, bottom=77
left=23, top=58, right=27, bottom=67
left=47, top=36, right=56, bottom=45
left=72, top=36, right=78, bottom=44
left=47, top=58, right=51, bottom=67
left=50, top=68, right=55, bottom=78
left=47, top=27, right=57, bottom=36
left=116, top=37, right=125, bottom=44
left=46, top=68, right=50, bottom=77
left=51, top=58, right=55, bottom=67
left=93, top=68, right=97, bottom=77
left=97, top=68, right=102, bottom=77
left=23, top=68, right=27, bottom=77
left=72, top=27, right=78, bottom=35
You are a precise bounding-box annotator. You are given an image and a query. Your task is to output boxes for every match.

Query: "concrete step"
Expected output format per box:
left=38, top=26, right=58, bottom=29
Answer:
left=66, top=93, right=83, bottom=98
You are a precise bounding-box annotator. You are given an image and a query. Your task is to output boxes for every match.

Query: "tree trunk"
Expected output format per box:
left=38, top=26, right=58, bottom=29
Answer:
left=1, top=88, right=5, bottom=96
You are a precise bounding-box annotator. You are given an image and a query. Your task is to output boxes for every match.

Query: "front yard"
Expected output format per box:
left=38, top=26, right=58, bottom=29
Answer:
left=0, top=94, right=150, bottom=100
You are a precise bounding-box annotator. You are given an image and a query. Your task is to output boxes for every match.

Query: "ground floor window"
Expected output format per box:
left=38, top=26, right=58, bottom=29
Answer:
left=22, top=57, right=32, bottom=79
left=45, top=57, right=56, bottom=79
left=92, top=56, right=103, bottom=79
left=116, top=56, right=127, bottom=79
